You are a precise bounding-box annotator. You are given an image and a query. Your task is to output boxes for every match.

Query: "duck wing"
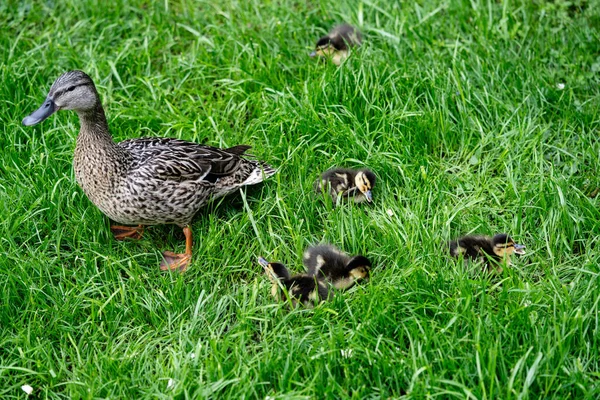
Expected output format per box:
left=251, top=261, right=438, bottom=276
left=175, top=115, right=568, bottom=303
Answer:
left=119, top=138, right=252, bottom=182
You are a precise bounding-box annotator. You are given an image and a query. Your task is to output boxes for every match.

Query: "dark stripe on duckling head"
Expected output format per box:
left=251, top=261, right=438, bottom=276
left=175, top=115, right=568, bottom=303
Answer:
left=346, top=255, right=372, bottom=270
left=316, top=36, right=333, bottom=48
left=346, top=255, right=371, bottom=280
left=361, top=169, right=377, bottom=187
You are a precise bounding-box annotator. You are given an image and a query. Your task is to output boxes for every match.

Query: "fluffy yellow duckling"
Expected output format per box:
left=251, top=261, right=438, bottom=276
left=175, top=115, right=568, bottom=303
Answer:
left=314, top=168, right=376, bottom=205
left=303, top=244, right=371, bottom=290
left=310, top=23, right=362, bottom=65
left=258, top=257, right=331, bottom=307
left=449, top=233, right=525, bottom=272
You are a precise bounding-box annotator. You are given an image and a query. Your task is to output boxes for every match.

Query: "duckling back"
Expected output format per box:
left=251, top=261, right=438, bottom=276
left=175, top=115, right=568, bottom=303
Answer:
left=304, top=245, right=371, bottom=290
left=303, top=244, right=350, bottom=277
left=449, top=235, right=514, bottom=274
left=449, top=235, right=496, bottom=260
left=313, top=168, right=356, bottom=203
left=328, top=24, right=362, bottom=49
left=259, top=256, right=331, bottom=308
left=281, top=275, right=331, bottom=308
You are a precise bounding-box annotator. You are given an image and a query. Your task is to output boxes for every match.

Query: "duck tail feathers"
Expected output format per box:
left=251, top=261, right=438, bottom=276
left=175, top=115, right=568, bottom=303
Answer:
left=225, top=145, right=252, bottom=155
left=241, top=162, right=276, bottom=186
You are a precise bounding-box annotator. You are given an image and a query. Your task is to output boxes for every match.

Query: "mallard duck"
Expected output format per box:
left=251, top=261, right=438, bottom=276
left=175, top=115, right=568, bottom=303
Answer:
left=449, top=233, right=526, bottom=272
left=310, top=23, right=362, bottom=66
left=303, top=244, right=371, bottom=289
left=22, top=70, right=275, bottom=272
left=314, top=168, right=376, bottom=205
left=258, top=257, right=331, bottom=307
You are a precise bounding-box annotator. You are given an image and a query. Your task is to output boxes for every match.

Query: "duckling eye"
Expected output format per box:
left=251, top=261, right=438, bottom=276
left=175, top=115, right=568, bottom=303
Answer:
left=67, top=85, right=76, bottom=92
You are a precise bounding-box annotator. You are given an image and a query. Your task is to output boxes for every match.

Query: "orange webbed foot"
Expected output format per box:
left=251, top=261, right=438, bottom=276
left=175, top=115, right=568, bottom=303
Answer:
left=111, top=225, right=144, bottom=241
left=159, top=226, right=193, bottom=273
left=160, top=251, right=192, bottom=272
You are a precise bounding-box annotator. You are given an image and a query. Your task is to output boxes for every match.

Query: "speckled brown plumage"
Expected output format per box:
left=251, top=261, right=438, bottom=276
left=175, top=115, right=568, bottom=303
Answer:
left=23, top=70, right=276, bottom=271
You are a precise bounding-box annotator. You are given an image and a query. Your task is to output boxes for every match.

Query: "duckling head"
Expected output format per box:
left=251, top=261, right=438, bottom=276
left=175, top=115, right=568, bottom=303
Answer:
left=346, top=255, right=372, bottom=281
left=23, top=70, right=99, bottom=126
left=310, top=24, right=361, bottom=66
left=492, top=234, right=526, bottom=257
left=354, top=169, right=376, bottom=202
left=310, top=37, right=336, bottom=57
left=258, top=257, right=290, bottom=280
left=310, top=37, right=349, bottom=66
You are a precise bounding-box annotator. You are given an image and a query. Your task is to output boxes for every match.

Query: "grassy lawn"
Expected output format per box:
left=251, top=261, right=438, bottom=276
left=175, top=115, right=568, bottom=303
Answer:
left=1, top=0, right=599, bottom=398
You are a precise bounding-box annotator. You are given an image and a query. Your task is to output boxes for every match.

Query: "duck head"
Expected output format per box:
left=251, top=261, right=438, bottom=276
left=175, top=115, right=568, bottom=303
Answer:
left=310, top=36, right=350, bottom=66
left=354, top=169, right=376, bottom=203
left=258, top=257, right=290, bottom=280
left=492, top=234, right=526, bottom=257
left=310, top=24, right=361, bottom=66
left=310, top=36, right=339, bottom=57
left=23, top=70, right=99, bottom=126
left=346, top=255, right=371, bottom=281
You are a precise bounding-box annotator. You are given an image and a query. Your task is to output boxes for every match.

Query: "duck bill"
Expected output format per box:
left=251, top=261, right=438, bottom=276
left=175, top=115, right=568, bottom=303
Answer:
left=514, top=244, right=526, bottom=255
left=365, top=190, right=373, bottom=203
left=257, top=257, right=270, bottom=268
left=309, top=51, right=317, bottom=57
left=22, top=97, right=57, bottom=126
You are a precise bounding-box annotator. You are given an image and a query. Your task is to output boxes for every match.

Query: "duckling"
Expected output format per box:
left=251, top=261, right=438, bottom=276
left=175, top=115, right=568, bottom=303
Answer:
left=258, top=257, right=331, bottom=307
left=449, top=233, right=526, bottom=272
left=310, top=23, right=362, bottom=66
left=314, top=168, right=376, bottom=205
left=22, top=70, right=276, bottom=272
left=303, top=245, right=371, bottom=290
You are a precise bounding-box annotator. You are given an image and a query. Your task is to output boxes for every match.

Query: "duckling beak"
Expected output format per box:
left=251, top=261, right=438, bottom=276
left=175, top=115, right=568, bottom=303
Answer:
left=22, top=97, right=57, bottom=126
left=365, top=190, right=373, bottom=203
left=514, top=244, right=526, bottom=255
left=257, top=257, right=270, bottom=269
left=309, top=51, right=317, bottom=57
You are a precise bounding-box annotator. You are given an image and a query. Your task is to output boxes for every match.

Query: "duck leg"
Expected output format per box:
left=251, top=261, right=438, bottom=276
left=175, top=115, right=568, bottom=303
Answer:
left=160, top=226, right=193, bottom=272
left=111, top=224, right=144, bottom=240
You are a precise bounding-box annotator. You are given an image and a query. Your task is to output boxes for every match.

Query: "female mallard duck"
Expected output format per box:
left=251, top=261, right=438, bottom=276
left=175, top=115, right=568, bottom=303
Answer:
left=22, top=70, right=275, bottom=272
left=314, top=167, right=376, bottom=205
left=310, top=23, right=362, bottom=66
left=258, top=257, right=331, bottom=307
left=449, top=233, right=526, bottom=273
left=303, top=244, right=371, bottom=290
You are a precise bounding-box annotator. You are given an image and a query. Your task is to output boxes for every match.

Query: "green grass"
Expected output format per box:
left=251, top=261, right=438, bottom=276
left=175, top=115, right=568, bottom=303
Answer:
left=1, top=0, right=600, bottom=398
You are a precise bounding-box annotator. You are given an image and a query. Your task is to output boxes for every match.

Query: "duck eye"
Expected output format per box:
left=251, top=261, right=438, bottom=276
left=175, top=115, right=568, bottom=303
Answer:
left=67, top=86, right=76, bottom=92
